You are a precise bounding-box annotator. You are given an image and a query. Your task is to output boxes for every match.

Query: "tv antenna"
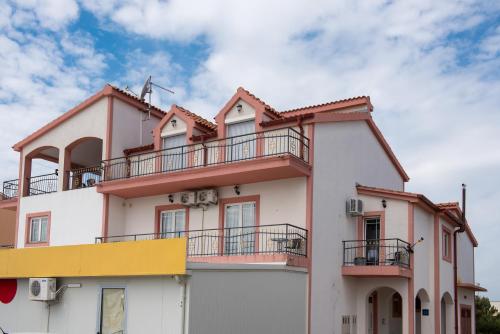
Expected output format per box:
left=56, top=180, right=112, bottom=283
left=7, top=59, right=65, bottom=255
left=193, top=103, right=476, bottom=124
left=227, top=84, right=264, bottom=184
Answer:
left=139, top=75, right=174, bottom=120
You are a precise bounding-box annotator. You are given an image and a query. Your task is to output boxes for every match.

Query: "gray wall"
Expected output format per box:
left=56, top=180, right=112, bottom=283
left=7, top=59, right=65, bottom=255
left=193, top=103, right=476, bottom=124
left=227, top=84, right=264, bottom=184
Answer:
left=188, top=269, right=307, bottom=334
left=311, top=121, right=404, bottom=334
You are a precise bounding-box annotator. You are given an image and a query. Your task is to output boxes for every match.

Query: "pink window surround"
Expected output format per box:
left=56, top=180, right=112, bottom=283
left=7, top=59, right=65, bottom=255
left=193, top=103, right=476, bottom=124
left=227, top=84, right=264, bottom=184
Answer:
left=218, top=195, right=260, bottom=256
left=442, top=226, right=452, bottom=263
left=356, top=211, right=386, bottom=260
left=24, top=211, right=51, bottom=247
left=154, top=204, right=190, bottom=235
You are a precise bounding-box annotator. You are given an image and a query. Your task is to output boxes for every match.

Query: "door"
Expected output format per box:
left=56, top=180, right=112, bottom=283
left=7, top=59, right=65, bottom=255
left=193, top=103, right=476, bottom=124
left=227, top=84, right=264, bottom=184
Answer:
left=159, top=209, right=186, bottom=238
left=224, top=202, right=256, bottom=255
left=460, top=306, right=472, bottom=334
left=365, top=217, right=380, bottom=265
left=226, top=120, right=256, bottom=161
left=98, top=288, right=125, bottom=334
left=162, top=134, right=187, bottom=171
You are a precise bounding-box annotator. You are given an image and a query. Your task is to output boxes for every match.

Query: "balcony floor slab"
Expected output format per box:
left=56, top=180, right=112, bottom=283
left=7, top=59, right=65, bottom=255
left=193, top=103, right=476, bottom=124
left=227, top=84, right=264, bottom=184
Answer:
left=342, top=265, right=411, bottom=278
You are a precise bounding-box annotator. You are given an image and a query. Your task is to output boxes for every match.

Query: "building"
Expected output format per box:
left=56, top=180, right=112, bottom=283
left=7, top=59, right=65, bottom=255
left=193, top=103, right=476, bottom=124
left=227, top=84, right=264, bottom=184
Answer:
left=0, top=85, right=485, bottom=334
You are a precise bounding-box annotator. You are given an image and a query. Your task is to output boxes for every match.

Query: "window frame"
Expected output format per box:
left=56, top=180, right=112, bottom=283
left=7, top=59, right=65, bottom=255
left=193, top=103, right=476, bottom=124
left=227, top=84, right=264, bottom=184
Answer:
left=155, top=204, right=189, bottom=238
left=442, top=226, right=452, bottom=262
left=96, top=285, right=127, bottom=334
left=24, top=212, right=51, bottom=247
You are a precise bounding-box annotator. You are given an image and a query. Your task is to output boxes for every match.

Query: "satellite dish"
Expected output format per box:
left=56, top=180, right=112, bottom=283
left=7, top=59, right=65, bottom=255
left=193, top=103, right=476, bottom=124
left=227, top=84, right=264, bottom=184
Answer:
left=140, top=76, right=152, bottom=101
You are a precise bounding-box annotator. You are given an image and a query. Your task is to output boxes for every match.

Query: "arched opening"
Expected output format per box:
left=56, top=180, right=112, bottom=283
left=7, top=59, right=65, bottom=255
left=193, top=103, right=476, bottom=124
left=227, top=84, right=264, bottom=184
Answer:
left=441, top=292, right=454, bottom=334
left=23, top=146, right=60, bottom=196
left=416, top=289, right=431, bottom=334
left=366, top=287, right=403, bottom=334
left=63, top=137, right=103, bottom=190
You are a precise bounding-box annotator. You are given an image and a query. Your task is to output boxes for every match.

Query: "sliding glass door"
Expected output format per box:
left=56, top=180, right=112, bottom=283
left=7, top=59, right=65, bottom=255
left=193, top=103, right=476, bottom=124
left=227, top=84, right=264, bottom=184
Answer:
left=224, top=202, right=256, bottom=255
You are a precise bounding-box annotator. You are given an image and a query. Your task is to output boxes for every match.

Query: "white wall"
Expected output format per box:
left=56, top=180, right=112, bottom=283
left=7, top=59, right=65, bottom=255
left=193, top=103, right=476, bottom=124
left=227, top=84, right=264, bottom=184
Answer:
left=457, top=232, right=474, bottom=284
left=0, top=276, right=184, bottom=334
left=188, top=268, right=307, bottom=334
left=112, top=98, right=158, bottom=159
left=311, top=120, right=405, bottom=334
left=224, top=99, right=256, bottom=125
left=107, top=177, right=307, bottom=237
left=439, top=218, right=455, bottom=303
left=18, top=188, right=103, bottom=246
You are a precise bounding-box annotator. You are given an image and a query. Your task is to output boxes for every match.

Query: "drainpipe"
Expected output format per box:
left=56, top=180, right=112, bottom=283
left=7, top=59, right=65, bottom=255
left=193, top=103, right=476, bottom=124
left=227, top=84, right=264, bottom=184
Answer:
left=454, top=184, right=467, bottom=334
left=297, top=116, right=305, bottom=160
left=175, top=275, right=188, bottom=334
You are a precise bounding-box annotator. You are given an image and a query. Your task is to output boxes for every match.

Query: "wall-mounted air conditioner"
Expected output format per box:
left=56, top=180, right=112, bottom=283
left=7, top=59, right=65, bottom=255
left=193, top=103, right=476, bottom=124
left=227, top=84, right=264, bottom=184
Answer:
left=346, top=198, right=363, bottom=216
left=29, top=278, right=56, bottom=301
left=180, top=192, right=197, bottom=206
left=196, top=189, right=218, bottom=205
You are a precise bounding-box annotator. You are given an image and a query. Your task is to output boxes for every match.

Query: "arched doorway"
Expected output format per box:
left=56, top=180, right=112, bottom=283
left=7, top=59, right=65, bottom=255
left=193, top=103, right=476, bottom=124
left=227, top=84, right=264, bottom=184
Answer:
left=415, top=289, right=431, bottom=334
left=441, top=292, right=454, bottom=334
left=23, top=146, right=60, bottom=196
left=367, top=287, right=403, bottom=334
left=63, top=137, right=103, bottom=190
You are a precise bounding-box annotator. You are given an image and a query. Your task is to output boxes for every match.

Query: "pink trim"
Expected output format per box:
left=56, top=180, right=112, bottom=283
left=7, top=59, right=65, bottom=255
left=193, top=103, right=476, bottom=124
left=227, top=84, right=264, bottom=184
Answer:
left=189, top=254, right=309, bottom=268
left=434, top=214, right=441, bottom=334
left=101, top=194, right=109, bottom=241
left=24, top=211, right=51, bottom=247
left=153, top=105, right=196, bottom=150
left=22, top=146, right=60, bottom=197
left=373, top=291, right=378, bottom=334
left=280, top=96, right=373, bottom=117
left=408, top=203, right=415, bottom=334
left=63, top=136, right=103, bottom=190
left=14, top=150, right=22, bottom=248
left=218, top=195, right=260, bottom=256
left=154, top=204, right=190, bottom=235
left=306, top=124, right=314, bottom=334
left=97, top=155, right=310, bottom=199
left=442, top=226, right=452, bottom=263
left=341, top=265, right=412, bottom=278
left=457, top=283, right=487, bottom=292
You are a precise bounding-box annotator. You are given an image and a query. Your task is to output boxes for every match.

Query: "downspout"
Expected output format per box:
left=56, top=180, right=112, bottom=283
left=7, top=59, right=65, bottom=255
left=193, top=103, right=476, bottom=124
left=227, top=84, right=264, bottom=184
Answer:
left=454, top=184, right=467, bottom=334
left=297, top=115, right=305, bottom=160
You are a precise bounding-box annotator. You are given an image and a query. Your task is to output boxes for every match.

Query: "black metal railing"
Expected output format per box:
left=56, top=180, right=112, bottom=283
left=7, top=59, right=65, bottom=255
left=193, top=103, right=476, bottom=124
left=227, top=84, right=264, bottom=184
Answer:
left=101, top=127, right=310, bottom=181
left=1, top=179, right=18, bottom=199
left=66, top=166, right=102, bottom=190
left=342, top=238, right=410, bottom=268
left=0, top=244, right=14, bottom=249
left=27, top=171, right=59, bottom=196
left=95, top=223, right=308, bottom=257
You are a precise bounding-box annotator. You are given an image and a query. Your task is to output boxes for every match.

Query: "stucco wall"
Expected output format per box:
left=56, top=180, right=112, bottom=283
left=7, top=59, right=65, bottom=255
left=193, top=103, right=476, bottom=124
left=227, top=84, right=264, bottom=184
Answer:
left=311, top=120, right=405, bottom=334
left=0, top=208, right=16, bottom=246
left=0, top=276, right=183, bottom=334
left=439, top=218, right=455, bottom=302
left=107, top=177, right=307, bottom=237
left=457, top=232, right=474, bottom=284
left=17, top=188, right=103, bottom=247
left=188, top=268, right=307, bottom=334
left=112, top=98, right=158, bottom=159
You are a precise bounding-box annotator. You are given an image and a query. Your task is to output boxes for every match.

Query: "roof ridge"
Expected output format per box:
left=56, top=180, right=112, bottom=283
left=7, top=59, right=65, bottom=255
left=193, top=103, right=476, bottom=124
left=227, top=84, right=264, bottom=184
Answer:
left=174, top=104, right=217, bottom=131
left=281, top=96, right=370, bottom=114
left=237, top=87, right=283, bottom=119
left=108, top=84, right=168, bottom=115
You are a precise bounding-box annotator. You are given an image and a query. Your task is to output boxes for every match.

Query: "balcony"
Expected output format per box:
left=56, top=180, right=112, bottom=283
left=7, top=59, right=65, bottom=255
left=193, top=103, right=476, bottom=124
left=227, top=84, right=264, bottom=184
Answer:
left=66, top=166, right=102, bottom=190
left=0, top=180, right=18, bottom=210
left=342, top=238, right=412, bottom=278
left=97, top=128, right=311, bottom=198
left=26, top=172, right=58, bottom=196
left=96, top=223, right=308, bottom=266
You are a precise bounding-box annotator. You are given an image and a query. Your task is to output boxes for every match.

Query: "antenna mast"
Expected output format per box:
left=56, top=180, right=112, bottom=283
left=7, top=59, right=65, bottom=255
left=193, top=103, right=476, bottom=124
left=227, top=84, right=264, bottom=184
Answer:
left=139, top=76, right=174, bottom=120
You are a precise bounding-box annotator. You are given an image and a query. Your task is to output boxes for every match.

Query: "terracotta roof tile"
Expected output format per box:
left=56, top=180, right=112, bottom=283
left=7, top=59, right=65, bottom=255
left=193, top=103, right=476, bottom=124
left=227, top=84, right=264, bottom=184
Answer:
left=174, top=105, right=217, bottom=131
left=281, top=96, right=372, bottom=117
left=109, top=84, right=168, bottom=116
left=238, top=87, right=283, bottom=119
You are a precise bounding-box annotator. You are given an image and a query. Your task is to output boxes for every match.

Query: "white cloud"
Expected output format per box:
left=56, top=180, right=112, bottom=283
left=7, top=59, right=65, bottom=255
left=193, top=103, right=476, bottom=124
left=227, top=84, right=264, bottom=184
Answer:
left=12, top=0, right=79, bottom=30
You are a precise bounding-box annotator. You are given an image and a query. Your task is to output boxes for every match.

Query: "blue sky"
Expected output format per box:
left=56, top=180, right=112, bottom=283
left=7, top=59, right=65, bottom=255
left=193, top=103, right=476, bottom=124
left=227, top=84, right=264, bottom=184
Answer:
left=1, top=0, right=500, bottom=299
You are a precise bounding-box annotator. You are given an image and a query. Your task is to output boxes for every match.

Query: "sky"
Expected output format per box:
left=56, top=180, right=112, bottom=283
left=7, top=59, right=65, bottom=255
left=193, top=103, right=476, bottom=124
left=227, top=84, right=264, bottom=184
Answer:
left=1, top=0, right=499, bottom=298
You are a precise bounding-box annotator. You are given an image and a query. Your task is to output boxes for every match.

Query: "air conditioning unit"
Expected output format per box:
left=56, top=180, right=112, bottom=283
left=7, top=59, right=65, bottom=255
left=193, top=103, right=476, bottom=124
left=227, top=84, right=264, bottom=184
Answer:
left=196, top=189, right=218, bottom=205
left=179, top=192, right=197, bottom=206
left=346, top=198, right=363, bottom=216
left=29, top=278, right=56, bottom=301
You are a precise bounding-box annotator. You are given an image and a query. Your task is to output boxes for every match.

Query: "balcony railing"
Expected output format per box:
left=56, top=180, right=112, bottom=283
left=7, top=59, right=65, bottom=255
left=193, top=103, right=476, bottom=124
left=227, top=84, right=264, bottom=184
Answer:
left=0, top=244, right=14, bottom=249
left=1, top=179, right=18, bottom=199
left=342, top=238, right=410, bottom=268
left=66, top=166, right=102, bottom=190
left=27, top=172, right=59, bottom=196
left=101, top=127, right=310, bottom=181
left=95, top=224, right=308, bottom=257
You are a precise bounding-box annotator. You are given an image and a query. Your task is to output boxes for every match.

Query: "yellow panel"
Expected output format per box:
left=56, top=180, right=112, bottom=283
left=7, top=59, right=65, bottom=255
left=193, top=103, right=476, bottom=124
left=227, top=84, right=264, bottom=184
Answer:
left=0, top=238, right=186, bottom=278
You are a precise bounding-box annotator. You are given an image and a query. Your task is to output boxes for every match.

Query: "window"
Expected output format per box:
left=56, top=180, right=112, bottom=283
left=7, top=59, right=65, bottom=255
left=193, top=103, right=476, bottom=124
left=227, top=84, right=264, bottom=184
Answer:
left=99, top=288, right=125, bottom=334
left=224, top=201, right=256, bottom=254
left=226, top=120, right=256, bottom=161
left=160, top=209, right=186, bottom=238
left=162, top=134, right=187, bottom=171
left=442, top=228, right=452, bottom=262
left=27, top=214, right=50, bottom=245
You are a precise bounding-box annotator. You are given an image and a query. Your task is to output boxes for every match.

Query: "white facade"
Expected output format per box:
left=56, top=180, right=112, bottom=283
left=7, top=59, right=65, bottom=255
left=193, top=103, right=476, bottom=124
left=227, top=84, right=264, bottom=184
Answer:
left=0, top=85, right=480, bottom=334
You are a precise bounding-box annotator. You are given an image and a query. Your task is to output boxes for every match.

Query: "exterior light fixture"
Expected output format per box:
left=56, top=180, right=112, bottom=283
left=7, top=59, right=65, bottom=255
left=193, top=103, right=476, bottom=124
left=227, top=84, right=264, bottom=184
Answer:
left=234, top=185, right=241, bottom=195
left=171, top=119, right=177, bottom=127
left=382, top=199, right=387, bottom=208
left=236, top=104, right=243, bottom=113
left=168, top=194, right=174, bottom=203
